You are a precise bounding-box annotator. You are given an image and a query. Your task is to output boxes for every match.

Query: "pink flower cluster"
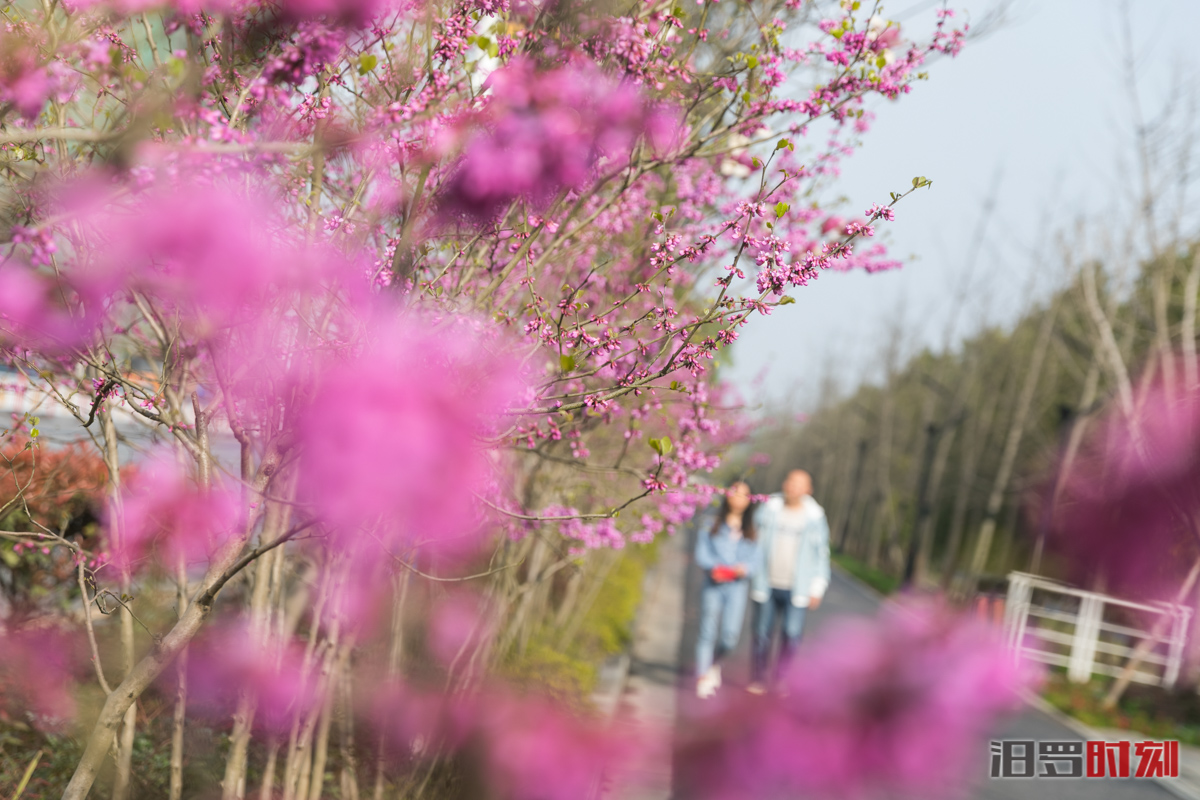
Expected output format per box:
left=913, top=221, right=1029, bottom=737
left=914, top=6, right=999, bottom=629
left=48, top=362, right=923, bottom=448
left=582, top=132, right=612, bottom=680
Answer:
left=187, top=624, right=321, bottom=734
left=1048, top=363, right=1200, bottom=601
left=677, top=598, right=1034, bottom=800
left=440, top=57, right=678, bottom=222
left=297, top=315, right=523, bottom=558
left=370, top=681, right=655, bottom=800
left=110, top=452, right=242, bottom=572
left=0, top=628, right=79, bottom=730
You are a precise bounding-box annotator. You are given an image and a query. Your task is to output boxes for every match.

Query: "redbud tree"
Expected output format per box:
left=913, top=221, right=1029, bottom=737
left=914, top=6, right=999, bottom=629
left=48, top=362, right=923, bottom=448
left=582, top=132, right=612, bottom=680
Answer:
left=0, top=0, right=1026, bottom=798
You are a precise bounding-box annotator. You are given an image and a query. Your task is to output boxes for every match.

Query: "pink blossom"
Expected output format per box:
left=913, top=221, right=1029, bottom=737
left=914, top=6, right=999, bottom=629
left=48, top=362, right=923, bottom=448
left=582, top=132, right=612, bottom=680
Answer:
left=186, top=624, right=320, bottom=735
left=676, top=598, right=1033, bottom=800
left=0, top=265, right=90, bottom=348
left=0, top=628, right=79, bottom=730
left=440, top=58, right=678, bottom=222
left=480, top=694, right=648, bottom=800
left=0, top=41, right=54, bottom=121
left=1046, top=364, right=1200, bottom=600
left=820, top=215, right=846, bottom=235
left=109, top=451, right=242, bottom=572
left=297, top=315, right=522, bottom=557
left=369, top=682, right=652, bottom=800
left=68, top=180, right=314, bottom=338
left=428, top=592, right=492, bottom=667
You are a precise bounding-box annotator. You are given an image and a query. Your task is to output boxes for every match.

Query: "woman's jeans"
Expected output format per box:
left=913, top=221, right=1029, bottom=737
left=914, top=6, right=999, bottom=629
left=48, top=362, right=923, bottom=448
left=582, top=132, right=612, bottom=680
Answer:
left=751, top=587, right=807, bottom=684
left=695, top=579, right=749, bottom=676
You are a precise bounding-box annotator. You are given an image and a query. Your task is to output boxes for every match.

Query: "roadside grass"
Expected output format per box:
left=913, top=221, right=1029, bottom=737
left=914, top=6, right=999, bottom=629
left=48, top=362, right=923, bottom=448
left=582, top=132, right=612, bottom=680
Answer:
left=831, top=551, right=899, bottom=596
left=1041, top=669, right=1200, bottom=747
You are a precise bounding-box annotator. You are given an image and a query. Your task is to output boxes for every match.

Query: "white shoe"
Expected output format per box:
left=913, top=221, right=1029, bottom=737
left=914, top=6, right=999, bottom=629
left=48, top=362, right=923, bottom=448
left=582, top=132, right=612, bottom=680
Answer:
left=711, top=664, right=722, bottom=690
left=696, top=671, right=717, bottom=699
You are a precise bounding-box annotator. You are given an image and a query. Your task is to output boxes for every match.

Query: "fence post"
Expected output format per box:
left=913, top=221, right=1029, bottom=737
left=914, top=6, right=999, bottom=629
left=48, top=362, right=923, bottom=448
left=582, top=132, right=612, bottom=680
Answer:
left=1004, top=573, right=1031, bottom=652
left=1068, top=595, right=1103, bottom=683
left=1163, top=607, right=1191, bottom=689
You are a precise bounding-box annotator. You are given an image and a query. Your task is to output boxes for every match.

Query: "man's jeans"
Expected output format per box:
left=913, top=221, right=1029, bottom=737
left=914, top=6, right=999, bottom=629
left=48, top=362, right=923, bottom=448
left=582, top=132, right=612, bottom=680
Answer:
left=751, top=587, right=807, bottom=684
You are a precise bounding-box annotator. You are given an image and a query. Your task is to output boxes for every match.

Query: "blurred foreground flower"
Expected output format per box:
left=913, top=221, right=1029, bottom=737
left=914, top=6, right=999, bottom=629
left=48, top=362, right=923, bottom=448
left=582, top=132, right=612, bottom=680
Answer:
left=0, top=628, right=79, bottom=731
left=370, top=681, right=655, bottom=800
left=1048, top=364, right=1200, bottom=601
left=297, top=315, right=523, bottom=559
left=186, top=624, right=321, bottom=735
left=676, top=598, right=1034, bottom=800
left=109, top=451, right=243, bottom=572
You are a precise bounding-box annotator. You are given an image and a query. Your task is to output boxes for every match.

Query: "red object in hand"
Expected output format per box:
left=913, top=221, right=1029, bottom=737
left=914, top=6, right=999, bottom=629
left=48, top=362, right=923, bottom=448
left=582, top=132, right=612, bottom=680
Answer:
left=711, top=565, right=741, bottom=583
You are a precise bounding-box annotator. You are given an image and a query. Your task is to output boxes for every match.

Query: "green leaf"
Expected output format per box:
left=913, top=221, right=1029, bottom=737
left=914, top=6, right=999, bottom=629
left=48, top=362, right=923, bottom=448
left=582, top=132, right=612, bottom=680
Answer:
left=652, top=211, right=664, bottom=223
left=559, top=354, right=576, bottom=373
left=649, top=437, right=664, bottom=455
left=357, top=54, right=378, bottom=74
left=669, top=380, right=681, bottom=390
left=779, top=296, right=796, bottom=305
left=659, top=436, right=673, bottom=455
left=774, top=201, right=790, bottom=219
left=746, top=55, right=758, bottom=69
left=672, top=5, right=686, bottom=18
left=751, top=157, right=761, bottom=168
left=911, top=176, right=931, bottom=189
left=775, top=138, right=790, bottom=151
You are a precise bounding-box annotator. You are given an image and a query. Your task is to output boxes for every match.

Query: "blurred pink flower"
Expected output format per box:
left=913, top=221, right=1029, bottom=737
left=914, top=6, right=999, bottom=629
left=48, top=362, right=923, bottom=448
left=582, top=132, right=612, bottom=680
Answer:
left=0, top=265, right=91, bottom=348
left=0, top=628, right=79, bottom=730
left=677, top=598, right=1033, bottom=800
left=1048, top=365, right=1200, bottom=600
left=369, top=681, right=651, bottom=800
left=0, top=40, right=54, bottom=121
left=820, top=215, right=846, bottom=235
left=297, top=314, right=522, bottom=557
left=479, top=694, right=646, bottom=800
left=428, top=592, right=492, bottom=667
left=186, top=624, right=319, bottom=734
left=69, top=181, right=305, bottom=338
left=440, top=58, right=679, bottom=222
left=109, top=451, right=242, bottom=572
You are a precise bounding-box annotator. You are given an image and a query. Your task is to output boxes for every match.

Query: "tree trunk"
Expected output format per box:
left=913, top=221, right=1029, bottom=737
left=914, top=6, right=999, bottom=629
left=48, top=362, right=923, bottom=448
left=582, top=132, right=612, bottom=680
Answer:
left=965, top=304, right=1058, bottom=589
left=902, top=418, right=941, bottom=588
left=1031, top=356, right=1101, bottom=573
left=835, top=439, right=869, bottom=554
left=101, top=411, right=137, bottom=800
left=1184, top=249, right=1200, bottom=390
left=868, top=389, right=895, bottom=571
left=61, top=443, right=285, bottom=800
left=940, top=374, right=1004, bottom=589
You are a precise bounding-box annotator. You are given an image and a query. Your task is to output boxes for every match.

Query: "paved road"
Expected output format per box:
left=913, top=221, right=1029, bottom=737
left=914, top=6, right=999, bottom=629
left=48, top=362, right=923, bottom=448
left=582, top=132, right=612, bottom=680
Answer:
left=659, top=524, right=1178, bottom=800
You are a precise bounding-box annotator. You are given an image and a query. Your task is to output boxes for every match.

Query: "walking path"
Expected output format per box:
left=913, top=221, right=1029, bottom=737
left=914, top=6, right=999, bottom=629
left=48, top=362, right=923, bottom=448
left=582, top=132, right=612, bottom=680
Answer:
left=614, top=522, right=1193, bottom=800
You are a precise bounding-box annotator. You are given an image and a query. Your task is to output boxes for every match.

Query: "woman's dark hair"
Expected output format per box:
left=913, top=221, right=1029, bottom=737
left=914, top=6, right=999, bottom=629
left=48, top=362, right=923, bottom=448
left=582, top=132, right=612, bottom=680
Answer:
left=710, top=481, right=757, bottom=542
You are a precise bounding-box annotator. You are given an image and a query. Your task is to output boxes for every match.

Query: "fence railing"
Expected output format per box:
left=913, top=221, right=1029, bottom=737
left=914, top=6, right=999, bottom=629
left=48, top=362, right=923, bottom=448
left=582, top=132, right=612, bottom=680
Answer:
left=1003, top=571, right=1192, bottom=688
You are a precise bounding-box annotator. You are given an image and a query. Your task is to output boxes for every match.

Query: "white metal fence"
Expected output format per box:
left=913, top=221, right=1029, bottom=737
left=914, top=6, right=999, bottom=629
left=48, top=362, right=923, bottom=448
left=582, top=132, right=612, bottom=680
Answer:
left=1004, top=571, right=1192, bottom=687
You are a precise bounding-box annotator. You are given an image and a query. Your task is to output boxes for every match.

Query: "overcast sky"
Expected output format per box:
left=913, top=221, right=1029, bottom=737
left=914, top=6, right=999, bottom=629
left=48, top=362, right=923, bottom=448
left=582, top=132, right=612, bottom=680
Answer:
left=727, top=0, right=1200, bottom=412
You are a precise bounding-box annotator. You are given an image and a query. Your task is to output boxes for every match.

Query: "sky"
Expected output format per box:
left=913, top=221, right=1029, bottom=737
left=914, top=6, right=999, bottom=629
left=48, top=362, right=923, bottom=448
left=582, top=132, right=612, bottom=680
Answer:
left=727, top=0, right=1200, bottom=411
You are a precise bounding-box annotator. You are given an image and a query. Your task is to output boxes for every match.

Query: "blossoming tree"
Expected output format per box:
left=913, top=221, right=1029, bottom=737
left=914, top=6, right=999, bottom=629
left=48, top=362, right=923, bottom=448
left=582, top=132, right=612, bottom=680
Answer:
left=0, top=0, right=1029, bottom=797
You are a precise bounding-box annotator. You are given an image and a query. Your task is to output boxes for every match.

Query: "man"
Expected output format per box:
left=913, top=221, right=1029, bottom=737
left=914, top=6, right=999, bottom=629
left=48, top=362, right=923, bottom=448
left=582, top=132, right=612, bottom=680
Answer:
left=749, top=469, right=831, bottom=691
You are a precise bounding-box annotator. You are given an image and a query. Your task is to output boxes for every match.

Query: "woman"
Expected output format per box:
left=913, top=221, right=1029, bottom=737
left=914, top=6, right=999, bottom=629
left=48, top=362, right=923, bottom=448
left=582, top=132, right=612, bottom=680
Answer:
left=694, top=480, right=758, bottom=699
